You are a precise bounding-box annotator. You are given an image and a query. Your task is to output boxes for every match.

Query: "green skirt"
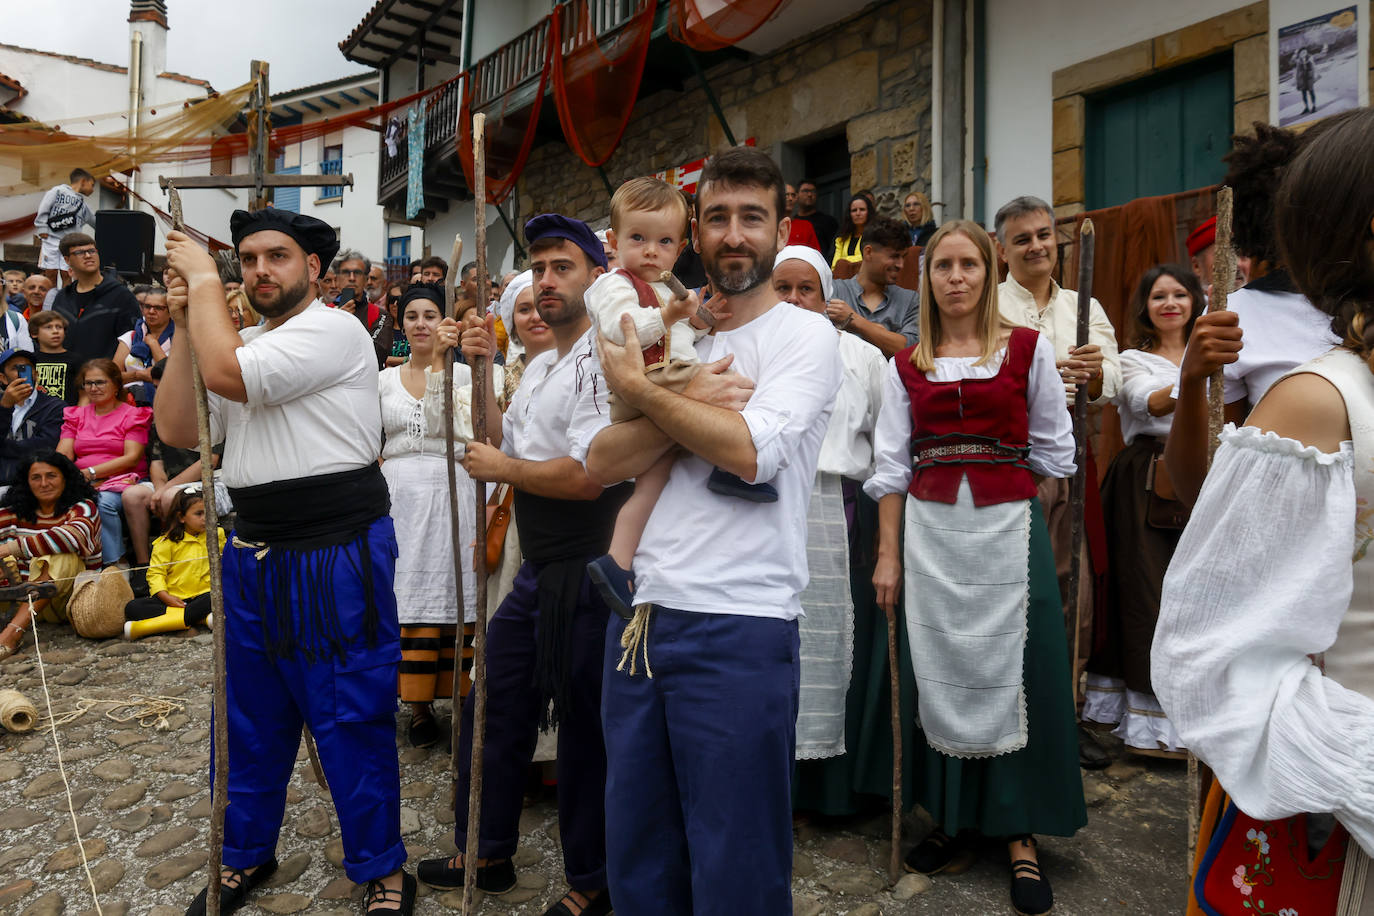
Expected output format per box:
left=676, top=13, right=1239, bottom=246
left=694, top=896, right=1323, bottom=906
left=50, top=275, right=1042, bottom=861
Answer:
left=912, top=497, right=1086, bottom=838
left=793, top=489, right=920, bottom=816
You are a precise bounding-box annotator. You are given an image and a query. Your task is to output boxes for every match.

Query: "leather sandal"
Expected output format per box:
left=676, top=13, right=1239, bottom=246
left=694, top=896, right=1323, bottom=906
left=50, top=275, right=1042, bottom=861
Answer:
left=904, top=829, right=976, bottom=876
left=0, top=621, right=28, bottom=661
left=365, top=871, right=416, bottom=914
left=185, top=858, right=278, bottom=916
left=543, top=888, right=613, bottom=916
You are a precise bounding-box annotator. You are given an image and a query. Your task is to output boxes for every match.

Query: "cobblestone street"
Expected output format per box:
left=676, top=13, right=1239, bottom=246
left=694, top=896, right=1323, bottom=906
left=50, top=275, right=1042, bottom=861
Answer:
left=1, top=624, right=1189, bottom=914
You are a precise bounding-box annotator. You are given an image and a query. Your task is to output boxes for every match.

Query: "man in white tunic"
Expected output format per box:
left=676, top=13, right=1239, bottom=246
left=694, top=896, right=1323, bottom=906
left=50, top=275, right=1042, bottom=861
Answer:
left=584, top=147, right=842, bottom=914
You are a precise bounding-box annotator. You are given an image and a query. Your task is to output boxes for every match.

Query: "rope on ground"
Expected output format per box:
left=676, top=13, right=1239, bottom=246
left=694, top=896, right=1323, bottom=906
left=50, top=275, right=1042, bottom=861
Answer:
left=27, top=588, right=104, bottom=916
left=4, top=553, right=212, bottom=590
left=42, top=694, right=186, bottom=731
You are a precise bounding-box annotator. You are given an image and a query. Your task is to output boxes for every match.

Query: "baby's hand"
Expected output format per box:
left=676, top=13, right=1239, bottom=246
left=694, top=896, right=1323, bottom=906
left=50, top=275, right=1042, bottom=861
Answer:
left=662, top=288, right=699, bottom=327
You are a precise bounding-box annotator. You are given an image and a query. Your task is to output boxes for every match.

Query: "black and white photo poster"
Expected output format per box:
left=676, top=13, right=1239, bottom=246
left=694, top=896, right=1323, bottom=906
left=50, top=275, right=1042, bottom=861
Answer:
left=1277, top=6, right=1360, bottom=127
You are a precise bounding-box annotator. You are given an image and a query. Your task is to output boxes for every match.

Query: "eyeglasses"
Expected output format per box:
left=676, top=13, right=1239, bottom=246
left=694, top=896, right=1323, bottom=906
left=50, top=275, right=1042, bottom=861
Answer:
left=339, top=268, right=365, bottom=277
left=68, top=248, right=99, bottom=259
left=82, top=379, right=112, bottom=389
left=142, top=304, right=169, bottom=312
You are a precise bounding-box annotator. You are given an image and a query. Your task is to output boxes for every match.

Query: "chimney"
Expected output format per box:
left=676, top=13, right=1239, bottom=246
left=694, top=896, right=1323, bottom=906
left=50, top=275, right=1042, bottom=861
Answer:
left=129, top=0, right=168, bottom=103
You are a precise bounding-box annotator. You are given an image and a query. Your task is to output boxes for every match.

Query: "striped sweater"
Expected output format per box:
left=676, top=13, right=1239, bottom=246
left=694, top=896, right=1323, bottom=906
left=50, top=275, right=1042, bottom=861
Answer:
left=0, top=499, right=102, bottom=574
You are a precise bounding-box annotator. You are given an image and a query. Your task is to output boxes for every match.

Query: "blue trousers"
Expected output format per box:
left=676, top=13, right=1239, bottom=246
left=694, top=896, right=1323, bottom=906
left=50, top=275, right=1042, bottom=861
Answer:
left=96, top=490, right=123, bottom=564
left=602, top=607, right=801, bottom=916
left=454, top=561, right=611, bottom=891
left=217, top=517, right=405, bottom=884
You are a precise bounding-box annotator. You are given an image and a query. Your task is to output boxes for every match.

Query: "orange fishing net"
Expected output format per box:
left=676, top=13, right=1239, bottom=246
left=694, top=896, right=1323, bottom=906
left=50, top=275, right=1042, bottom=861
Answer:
left=669, top=0, right=788, bottom=51
left=552, top=0, right=656, bottom=169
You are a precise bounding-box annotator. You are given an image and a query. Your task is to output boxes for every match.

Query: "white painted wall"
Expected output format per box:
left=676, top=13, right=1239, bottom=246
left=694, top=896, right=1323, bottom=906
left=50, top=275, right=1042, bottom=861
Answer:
left=983, top=0, right=1257, bottom=215
left=424, top=201, right=517, bottom=278
left=468, top=0, right=550, bottom=63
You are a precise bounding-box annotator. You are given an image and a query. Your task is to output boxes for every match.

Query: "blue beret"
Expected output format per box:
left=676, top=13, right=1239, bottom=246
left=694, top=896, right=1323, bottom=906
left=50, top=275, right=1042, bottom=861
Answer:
left=523, top=213, right=607, bottom=270
left=230, top=207, right=340, bottom=270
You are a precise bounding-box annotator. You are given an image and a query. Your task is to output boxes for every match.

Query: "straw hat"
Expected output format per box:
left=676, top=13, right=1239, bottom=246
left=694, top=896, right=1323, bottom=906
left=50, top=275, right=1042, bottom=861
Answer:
left=68, top=567, right=134, bottom=639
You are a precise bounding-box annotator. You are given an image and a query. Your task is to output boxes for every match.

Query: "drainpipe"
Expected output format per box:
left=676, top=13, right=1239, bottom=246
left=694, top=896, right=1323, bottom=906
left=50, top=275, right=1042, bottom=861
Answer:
left=930, top=0, right=943, bottom=224
left=460, top=0, right=474, bottom=71
left=962, top=0, right=975, bottom=222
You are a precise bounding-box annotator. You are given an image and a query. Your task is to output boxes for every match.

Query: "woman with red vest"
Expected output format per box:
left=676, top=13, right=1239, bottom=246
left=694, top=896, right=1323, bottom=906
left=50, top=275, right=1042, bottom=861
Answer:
left=867, top=220, right=1084, bottom=916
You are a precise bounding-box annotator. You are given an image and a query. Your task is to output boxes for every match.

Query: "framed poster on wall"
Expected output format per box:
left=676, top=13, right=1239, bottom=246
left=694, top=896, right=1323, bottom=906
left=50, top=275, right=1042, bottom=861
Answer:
left=1271, top=2, right=1369, bottom=127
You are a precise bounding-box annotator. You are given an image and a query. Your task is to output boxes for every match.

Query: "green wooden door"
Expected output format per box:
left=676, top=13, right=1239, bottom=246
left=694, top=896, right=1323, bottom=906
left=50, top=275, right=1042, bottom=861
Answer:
left=1086, top=53, right=1234, bottom=209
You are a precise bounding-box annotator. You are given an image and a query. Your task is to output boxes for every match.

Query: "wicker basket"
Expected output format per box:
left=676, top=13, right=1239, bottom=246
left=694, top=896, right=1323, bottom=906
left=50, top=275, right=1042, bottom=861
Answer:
left=68, top=567, right=133, bottom=639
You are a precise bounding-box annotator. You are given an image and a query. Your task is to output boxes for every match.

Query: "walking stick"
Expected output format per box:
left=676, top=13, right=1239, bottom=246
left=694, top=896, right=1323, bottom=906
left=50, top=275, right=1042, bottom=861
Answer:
left=1066, top=219, right=1095, bottom=701
left=884, top=603, right=903, bottom=884
left=443, top=232, right=467, bottom=781
left=462, top=111, right=492, bottom=916
left=168, top=189, right=229, bottom=916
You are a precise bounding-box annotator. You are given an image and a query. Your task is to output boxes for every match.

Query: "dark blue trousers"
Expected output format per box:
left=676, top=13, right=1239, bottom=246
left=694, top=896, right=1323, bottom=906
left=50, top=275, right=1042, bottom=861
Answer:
left=454, top=561, right=611, bottom=891
left=218, top=517, right=405, bottom=885
left=602, top=607, right=801, bottom=916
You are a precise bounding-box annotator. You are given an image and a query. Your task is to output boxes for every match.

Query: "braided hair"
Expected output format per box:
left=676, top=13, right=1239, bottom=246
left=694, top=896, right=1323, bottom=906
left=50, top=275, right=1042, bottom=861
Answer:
left=1274, top=108, right=1374, bottom=369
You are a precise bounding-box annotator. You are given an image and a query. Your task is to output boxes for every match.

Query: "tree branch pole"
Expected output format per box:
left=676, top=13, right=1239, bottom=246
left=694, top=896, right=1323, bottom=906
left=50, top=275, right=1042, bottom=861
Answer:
left=884, top=602, right=903, bottom=884
left=168, top=188, right=229, bottom=916
left=1066, top=218, right=1095, bottom=702
left=462, top=110, right=492, bottom=916
left=444, top=233, right=467, bottom=783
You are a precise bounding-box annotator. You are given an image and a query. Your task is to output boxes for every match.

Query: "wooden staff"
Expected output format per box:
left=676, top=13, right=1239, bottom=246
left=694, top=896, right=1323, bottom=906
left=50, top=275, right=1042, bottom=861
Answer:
left=462, top=111, right=492, bottom=916
left=444, top=232, right=467, bottom=780
left=1066, top=218, right=1095, bottom=699
left=884, top=602, right=902, bottom=884
left=169, top=188, right=229, bottom=916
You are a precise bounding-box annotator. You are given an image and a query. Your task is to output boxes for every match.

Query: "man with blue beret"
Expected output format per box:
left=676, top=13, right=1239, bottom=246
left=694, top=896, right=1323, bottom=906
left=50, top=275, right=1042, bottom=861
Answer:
left=418, top=214, right=626, bottom=916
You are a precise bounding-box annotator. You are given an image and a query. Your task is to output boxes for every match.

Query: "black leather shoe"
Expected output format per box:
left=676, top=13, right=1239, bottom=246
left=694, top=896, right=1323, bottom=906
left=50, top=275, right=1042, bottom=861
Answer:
left=1078, top=725, right=1111, bottom=770
left=185, top=858, right=278, bottom=916
left=408, top=710, right=439, bottom=749
left=416, top=855, right=516, bottom=893
left=904, top=830, right=975, bottom=876
left=1010, top=840, right=1054, bottom=915
left=543, top=888, right=613, bottom=916
left=366, top=870, right=416, bottom=914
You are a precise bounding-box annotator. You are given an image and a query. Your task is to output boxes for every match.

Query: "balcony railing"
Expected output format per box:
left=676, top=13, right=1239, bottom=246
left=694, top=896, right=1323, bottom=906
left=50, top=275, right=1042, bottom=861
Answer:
left=317, top=158, right=344, bottom=200
left=378, top=0, right=653, bottom=206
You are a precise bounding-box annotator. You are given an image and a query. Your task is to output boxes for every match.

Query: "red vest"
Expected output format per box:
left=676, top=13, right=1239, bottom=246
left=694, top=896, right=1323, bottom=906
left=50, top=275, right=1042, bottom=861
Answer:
left=616, top=268, right=668, bottom=370
left=894, top=326, right=1040, bottom=507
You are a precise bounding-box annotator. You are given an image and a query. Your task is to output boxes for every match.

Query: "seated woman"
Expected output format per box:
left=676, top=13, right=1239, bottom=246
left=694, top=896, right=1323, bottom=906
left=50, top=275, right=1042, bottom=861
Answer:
left=831, top=193, right=873, bottom=270
left=0, top=451, right=103, bottom=658
left=58, top=359, right=151, bottom=565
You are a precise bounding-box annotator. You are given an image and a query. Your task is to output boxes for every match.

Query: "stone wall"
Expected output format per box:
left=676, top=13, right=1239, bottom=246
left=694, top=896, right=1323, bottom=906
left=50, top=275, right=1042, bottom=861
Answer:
left=517, top=0, right=931, bottom=236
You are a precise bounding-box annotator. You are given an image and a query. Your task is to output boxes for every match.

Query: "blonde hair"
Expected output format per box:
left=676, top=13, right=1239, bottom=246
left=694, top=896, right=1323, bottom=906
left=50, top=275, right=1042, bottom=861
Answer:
left=609, top=176, right=691, bottom=238
left=910, top=220, right=1012, bottom=372
left=227, top=288, right=260, bottom=328
left=904, top=190, right=931, bottom=219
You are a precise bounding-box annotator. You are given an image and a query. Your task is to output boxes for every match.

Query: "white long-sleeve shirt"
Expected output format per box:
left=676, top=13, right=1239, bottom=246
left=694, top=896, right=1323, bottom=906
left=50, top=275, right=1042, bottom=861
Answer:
left=584, top=270, right=699, bottom=366
left=998, top=275, right=1121, bottom=406
left=865, top=334, right=1077, bottom=501
left=1153, top=424, right=1374, bottom=854
left=818, top=332, right=887, bottom=480
left=1114, top=348, right=1179, bottom=445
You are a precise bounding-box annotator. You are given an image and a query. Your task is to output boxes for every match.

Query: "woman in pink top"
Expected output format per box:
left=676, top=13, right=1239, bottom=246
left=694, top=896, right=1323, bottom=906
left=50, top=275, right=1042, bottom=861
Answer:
left=57, top=358, right=151, bottom=564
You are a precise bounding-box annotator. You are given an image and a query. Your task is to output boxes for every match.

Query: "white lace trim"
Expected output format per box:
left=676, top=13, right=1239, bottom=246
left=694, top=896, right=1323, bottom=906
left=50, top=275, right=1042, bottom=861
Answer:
left=1221, top=423, right=1353, bottom=466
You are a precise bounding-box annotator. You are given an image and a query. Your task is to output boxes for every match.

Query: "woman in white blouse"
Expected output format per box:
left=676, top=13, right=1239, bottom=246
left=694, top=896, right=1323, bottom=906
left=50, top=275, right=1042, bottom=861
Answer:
left=867, top=221, right=1081, bottom=916
left=378, top=284, right=481, bottom=749
left=1154, top=105, right=1374, bottom=885
left=1083, top=265, right=1204, bottom=756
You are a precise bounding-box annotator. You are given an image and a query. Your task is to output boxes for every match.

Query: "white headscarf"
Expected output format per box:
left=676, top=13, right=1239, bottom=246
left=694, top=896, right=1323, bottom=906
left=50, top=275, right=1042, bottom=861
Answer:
left=775, top=244, right=833, bottom=302
left=496, top=269, right=533, bottom=341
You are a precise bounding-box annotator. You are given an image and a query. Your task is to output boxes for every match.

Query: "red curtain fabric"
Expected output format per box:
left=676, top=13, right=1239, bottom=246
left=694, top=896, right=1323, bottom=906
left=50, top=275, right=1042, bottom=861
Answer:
left=669, top=0, right=788, bottom=51
left=0, top=212, right=37, bottom=240
left=552, top=0, right=656, bottom=169
left=457, top=33, right=555, bottom=204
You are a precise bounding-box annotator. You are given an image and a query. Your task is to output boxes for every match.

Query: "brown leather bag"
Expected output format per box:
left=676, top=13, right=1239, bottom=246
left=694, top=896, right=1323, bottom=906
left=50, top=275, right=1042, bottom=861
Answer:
left=1145, top=448, right=1190, bottom=530
left=484, top=483, right=515, bottom=570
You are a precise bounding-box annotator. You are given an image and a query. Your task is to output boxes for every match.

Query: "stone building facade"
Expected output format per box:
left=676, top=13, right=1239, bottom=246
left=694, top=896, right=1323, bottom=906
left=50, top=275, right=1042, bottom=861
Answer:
left=518, top=0, right=931, bottom=229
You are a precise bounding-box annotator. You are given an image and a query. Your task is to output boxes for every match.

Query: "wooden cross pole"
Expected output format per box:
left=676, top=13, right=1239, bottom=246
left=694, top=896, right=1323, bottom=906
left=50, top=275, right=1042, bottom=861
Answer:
left=156, top=58, right=360, bottom=916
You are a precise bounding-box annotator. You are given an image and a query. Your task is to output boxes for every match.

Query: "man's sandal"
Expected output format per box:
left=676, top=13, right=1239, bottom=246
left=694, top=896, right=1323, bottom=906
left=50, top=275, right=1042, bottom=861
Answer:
left=185, top=858, right=278, bottom=916
left=543, top=888, right=613, bottom=916
left=0, top=621, right=28, bottom=660
left=365, top=871, right=416, bottom=914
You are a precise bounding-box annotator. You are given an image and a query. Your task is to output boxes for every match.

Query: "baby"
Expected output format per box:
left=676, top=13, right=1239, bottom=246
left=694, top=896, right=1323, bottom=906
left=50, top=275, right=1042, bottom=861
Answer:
left=586, top=177, right=776, bottom=618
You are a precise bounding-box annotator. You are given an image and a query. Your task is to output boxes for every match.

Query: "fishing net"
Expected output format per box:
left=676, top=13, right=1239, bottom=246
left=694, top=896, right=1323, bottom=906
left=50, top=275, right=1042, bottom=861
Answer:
left=668, top=0, right=788, bottom=51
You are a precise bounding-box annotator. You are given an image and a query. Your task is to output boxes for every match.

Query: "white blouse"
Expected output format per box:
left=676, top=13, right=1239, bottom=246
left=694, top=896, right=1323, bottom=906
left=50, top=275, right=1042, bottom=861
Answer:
left=865, top=334, right=1077, bottom=500
left=1114, top=348, right=1179, bottom=445
left=1152, top=425, right=1374, bottom=853
left=818, top=332, right=888, bottom=480
left=379, top=364, right=472, bottom=461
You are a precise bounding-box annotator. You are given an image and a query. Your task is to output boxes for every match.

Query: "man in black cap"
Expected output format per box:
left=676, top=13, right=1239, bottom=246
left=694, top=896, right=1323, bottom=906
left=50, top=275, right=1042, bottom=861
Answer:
left=417, top=213, right=625, bottom=916
left=158, top=207, right=414, bottom=916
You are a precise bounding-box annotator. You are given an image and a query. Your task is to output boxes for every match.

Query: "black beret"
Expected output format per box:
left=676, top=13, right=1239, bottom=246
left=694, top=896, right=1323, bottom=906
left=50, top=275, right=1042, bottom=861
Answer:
left=523, top=213, right=607, bottom=270
left=229, top=207, right=340, bottom=270
left=398, top=282, right=445, bottom=315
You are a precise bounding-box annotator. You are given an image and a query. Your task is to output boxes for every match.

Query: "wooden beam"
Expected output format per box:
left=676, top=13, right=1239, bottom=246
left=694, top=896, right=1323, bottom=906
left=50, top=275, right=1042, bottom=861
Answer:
left=382, top=0, right=461, bottom=68
left=388, top=11, right=461, bottom=38
left=360, top=86, right=379, bottom=99
left=424, top=49, right=464, bottom=66
left=338, top=91, right=360, bottom=105
left=318, top=96, right=342, bottom=109
left=159, top=173, right=355, bottom=189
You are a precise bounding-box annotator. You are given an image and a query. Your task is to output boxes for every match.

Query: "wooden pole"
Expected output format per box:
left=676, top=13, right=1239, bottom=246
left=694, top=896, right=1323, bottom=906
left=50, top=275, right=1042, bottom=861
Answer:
left=461, top=111, right=491, bottom=916
left=444, top=232, right=466, bottom=778
left=247, top=61, right=271, bottom=211
left=168, top=188, right=229, bottom=916
left=1066, top=218, right=1095, bottom=700
left=884, top=604, right=902, bottom=885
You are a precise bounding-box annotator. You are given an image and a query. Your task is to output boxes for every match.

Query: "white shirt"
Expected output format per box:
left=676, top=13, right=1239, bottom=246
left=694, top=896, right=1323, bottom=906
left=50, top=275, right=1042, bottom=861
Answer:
left=116, top=326, right=174, bottom=392
left=1153, top=425, right=1374, bottom=853
left=10, top=387, right=37, bottom=434
left=584, top=270, right=699, bottom=366
left=505, top=328, right=607, bottom=463
left=1221, top=280, right=1339, bottom=406
left=998, top=276, right=1121, bottom=406
left=865, top=334, right=1077, bottom=501
left=1114, top=348, right=1179, bottom=445
left=209, top=300, right=381, bottom=488
left=627, top=304, right=841, bottom=621
left=818, top=332, right=887, bottom=479
left=0, top=309, right=31, bottom=353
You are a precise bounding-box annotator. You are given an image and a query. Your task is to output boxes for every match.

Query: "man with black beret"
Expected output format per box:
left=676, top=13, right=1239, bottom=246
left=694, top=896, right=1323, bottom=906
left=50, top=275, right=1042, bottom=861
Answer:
left=158, top=207, right=414, bottom=915
left=418, top=213, right=624, bottom=916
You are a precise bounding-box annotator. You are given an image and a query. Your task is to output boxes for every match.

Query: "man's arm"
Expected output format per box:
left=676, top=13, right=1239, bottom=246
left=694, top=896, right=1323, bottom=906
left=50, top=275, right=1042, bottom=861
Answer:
left=153, top=273, right=202, bottom=449
left=463, top=442, right=601, bottom=500
left=846, top=313, right=908, bottom=358
left=1164, top=310, right=1245, bottom=506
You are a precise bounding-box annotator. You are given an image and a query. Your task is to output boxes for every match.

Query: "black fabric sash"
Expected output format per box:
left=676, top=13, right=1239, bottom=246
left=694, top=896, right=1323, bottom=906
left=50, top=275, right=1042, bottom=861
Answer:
left=514, top=482, right=631, bottom=729
left=229, top=464, right=390, bottom=550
